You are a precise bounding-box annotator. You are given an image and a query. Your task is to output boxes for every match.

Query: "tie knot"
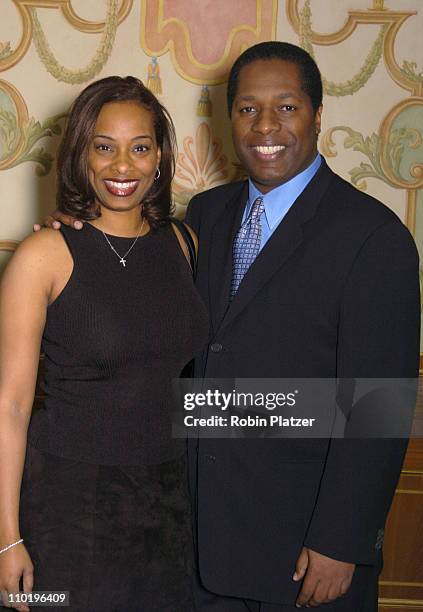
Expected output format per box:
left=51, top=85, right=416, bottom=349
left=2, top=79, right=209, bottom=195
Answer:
left=250, top=197, right=264, bottom=220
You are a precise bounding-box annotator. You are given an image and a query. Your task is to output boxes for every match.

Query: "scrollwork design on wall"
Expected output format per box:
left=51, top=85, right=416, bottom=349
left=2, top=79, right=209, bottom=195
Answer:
left=0, top=78, right=66, bottom=174
left=321, top=125, right=422, bottom=191
left=400, top=61, right=423, bottom=86
left=287, top=0, right=422, bottom=235
left=321, top=96, right=423, bottom=233
left=286, top=0, right=421, bottom=96
left=12, top=112, right=67, bottom=175
left=0, top=79, right=29, bottom=170
left=299, top=0, right=387, bottom=97
left=0, top=0, right=133, bottom=74
left=29, top=0, right=118, bottom=84
left=0, top=42, right=13, bottom=61
left=378, top=99, right=423, bottom=190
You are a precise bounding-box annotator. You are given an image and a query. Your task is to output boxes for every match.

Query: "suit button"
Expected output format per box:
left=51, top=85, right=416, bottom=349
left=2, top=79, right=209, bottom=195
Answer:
left=210, top=343, right=222, bottom=353
left=205, top=454, right=216, bottom=463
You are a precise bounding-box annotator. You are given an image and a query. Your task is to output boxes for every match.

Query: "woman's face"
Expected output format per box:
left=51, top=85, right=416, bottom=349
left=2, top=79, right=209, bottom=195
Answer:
left=88, top=100, right=161, bottom=214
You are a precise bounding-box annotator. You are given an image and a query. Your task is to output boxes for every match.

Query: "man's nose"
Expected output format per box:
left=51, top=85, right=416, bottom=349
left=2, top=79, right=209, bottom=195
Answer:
left=252, top=108, right=280, bottom=134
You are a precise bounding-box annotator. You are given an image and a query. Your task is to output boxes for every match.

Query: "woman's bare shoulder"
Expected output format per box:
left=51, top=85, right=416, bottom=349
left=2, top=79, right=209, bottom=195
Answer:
left=4, top=228, right=70, bottom=282
left=15, top=228, right=67, bottom=257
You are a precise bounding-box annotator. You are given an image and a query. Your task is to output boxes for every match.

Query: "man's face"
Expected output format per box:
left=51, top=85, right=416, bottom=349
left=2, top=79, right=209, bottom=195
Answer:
left=231, top=58, right=322, bottom=193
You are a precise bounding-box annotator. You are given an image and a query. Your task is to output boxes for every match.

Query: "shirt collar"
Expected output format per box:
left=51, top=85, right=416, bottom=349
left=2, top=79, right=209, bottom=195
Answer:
left=247, top=153, right=322, bottom=229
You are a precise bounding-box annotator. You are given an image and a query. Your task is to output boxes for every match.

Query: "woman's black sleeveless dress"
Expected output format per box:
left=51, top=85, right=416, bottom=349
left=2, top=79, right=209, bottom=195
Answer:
left=20, top=223, right=209, bottom=612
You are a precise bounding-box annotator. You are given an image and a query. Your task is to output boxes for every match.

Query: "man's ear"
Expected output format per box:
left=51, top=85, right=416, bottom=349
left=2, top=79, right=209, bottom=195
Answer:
left=315, top=105, right=323, bottom=135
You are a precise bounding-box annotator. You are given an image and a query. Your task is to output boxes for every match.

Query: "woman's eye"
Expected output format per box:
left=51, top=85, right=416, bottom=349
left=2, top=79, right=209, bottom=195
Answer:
left=96, top=144, right=112, bottom=152
left=133, top=145, right=149, bottom=152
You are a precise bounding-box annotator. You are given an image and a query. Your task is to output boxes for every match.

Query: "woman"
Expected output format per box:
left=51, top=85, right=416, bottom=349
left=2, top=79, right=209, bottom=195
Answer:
left=0, top=76, right=208, bottom=611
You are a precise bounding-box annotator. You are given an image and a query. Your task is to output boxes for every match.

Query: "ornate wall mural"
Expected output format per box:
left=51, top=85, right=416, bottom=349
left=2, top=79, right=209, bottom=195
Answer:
left=0, top=0, right=133, bottom=73
left=28, top=0, right=119, bottom=85
left=0, top=78, right=29, bottom=169
left=288, top=0, right=422, bottom=235
left=0, top=78, right=65, bottom=175
left=140, top=0, right=278, bottom=85
left=173, top=122, right=247, bottom=206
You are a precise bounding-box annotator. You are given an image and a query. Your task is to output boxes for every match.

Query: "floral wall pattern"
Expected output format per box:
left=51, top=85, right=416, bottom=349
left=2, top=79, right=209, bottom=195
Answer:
left=0, top=0, right=422, bottom=344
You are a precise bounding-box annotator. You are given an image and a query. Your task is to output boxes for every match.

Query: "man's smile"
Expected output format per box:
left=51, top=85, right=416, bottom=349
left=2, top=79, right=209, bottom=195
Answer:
left=251, top=145, right=286, bottom=155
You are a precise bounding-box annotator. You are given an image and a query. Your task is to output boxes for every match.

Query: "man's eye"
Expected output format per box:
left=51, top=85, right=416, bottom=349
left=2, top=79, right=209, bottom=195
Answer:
left=280, top=105, right=296, bottom=112
left=240, top=106, right=256, bottom=113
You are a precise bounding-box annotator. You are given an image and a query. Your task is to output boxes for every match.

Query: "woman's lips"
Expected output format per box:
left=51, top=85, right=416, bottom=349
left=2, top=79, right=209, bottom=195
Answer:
left=104, top=179, right=140, bottom=197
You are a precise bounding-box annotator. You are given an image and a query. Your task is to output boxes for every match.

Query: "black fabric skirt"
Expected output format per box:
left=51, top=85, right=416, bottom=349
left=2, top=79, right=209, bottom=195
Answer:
left=19, top=445, right=195, bottom=612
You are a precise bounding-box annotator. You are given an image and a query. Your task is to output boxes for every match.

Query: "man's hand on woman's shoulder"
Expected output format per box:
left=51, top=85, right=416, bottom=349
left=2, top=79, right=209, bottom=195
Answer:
left=33, top=210, right=83, bottom=232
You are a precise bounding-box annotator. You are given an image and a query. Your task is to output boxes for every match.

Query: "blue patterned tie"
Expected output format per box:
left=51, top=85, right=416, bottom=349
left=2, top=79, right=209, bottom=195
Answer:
left=230, top=197, right=265, bottom=299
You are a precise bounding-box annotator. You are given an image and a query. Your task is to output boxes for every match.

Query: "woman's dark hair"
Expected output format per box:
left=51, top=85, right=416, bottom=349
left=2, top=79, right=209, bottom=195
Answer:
left=227, top=41, right=323, bottom=117
left=57, top=76, right=176, bottom=228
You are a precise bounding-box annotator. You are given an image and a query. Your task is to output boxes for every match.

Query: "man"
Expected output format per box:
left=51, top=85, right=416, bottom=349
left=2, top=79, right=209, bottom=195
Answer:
left=42, top=42, right=419, bottom=610
left=184, top=42, right=419, bottom=611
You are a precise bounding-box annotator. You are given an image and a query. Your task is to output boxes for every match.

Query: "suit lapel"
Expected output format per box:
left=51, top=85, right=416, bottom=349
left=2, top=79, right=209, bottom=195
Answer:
left=217, top=160, right=334, bottom=333
left=207, top=182, right=248, bottom=333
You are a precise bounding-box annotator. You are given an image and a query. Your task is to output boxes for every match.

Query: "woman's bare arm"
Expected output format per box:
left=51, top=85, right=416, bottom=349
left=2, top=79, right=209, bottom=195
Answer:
left=0, top=231, right=65, bottom=610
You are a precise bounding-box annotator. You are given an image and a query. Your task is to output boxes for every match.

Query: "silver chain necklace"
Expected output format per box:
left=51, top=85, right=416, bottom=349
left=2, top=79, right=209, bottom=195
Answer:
left=102, top=218, right=145, bottom=267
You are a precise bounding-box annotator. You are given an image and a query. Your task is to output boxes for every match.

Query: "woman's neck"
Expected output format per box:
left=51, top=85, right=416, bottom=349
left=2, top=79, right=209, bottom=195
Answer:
left=89, top=207, right=148, bottom=237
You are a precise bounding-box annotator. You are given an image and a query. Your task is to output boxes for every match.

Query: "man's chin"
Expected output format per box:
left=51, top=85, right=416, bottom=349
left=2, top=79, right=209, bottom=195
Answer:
left=250, top=173, right=291, bottom=193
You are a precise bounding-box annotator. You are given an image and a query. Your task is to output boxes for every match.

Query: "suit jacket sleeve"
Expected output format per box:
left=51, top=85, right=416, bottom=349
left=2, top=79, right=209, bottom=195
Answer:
left=303, top=219, right=420, bottom=564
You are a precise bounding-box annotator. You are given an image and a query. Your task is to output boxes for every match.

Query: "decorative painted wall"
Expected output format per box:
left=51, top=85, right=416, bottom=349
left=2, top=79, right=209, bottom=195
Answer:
left=0, top=0, right=422, bottom=337
left=1, top=3, right=423, bottom=607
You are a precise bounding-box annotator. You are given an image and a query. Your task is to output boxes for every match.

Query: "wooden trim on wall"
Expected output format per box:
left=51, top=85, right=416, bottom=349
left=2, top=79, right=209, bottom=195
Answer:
left=379, top=599, right=423, bottom=609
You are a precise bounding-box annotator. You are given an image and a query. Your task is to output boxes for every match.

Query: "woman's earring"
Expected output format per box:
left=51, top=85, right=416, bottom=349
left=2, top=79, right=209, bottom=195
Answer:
left=154, top=167, right=161, bottom=181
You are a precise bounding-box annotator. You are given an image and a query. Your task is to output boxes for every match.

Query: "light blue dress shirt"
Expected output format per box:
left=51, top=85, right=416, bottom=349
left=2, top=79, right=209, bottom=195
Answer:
left=244, top=153, right=322, bottom=251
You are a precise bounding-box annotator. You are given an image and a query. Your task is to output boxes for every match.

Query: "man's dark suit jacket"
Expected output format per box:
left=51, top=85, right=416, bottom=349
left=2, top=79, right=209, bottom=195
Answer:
left=185, top=158, right=420, bottom=605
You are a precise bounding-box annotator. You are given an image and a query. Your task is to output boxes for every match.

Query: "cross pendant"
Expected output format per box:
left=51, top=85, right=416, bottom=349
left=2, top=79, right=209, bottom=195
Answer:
left=119, top=258, right=126, bottom=267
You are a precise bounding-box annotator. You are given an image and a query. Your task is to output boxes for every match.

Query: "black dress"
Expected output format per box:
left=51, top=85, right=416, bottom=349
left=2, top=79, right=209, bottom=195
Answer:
left=20, top=223, right=209, bottom=611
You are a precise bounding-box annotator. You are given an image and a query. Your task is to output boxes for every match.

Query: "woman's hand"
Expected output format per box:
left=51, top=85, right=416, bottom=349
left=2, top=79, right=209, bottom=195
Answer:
left=33, top=210, right=83, bottom=232
left=0, top=545, right=33, bottom=612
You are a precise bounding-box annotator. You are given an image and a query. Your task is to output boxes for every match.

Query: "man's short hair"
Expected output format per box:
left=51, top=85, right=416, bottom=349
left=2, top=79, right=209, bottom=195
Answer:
left=227, top=41, right=323, bottom=117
